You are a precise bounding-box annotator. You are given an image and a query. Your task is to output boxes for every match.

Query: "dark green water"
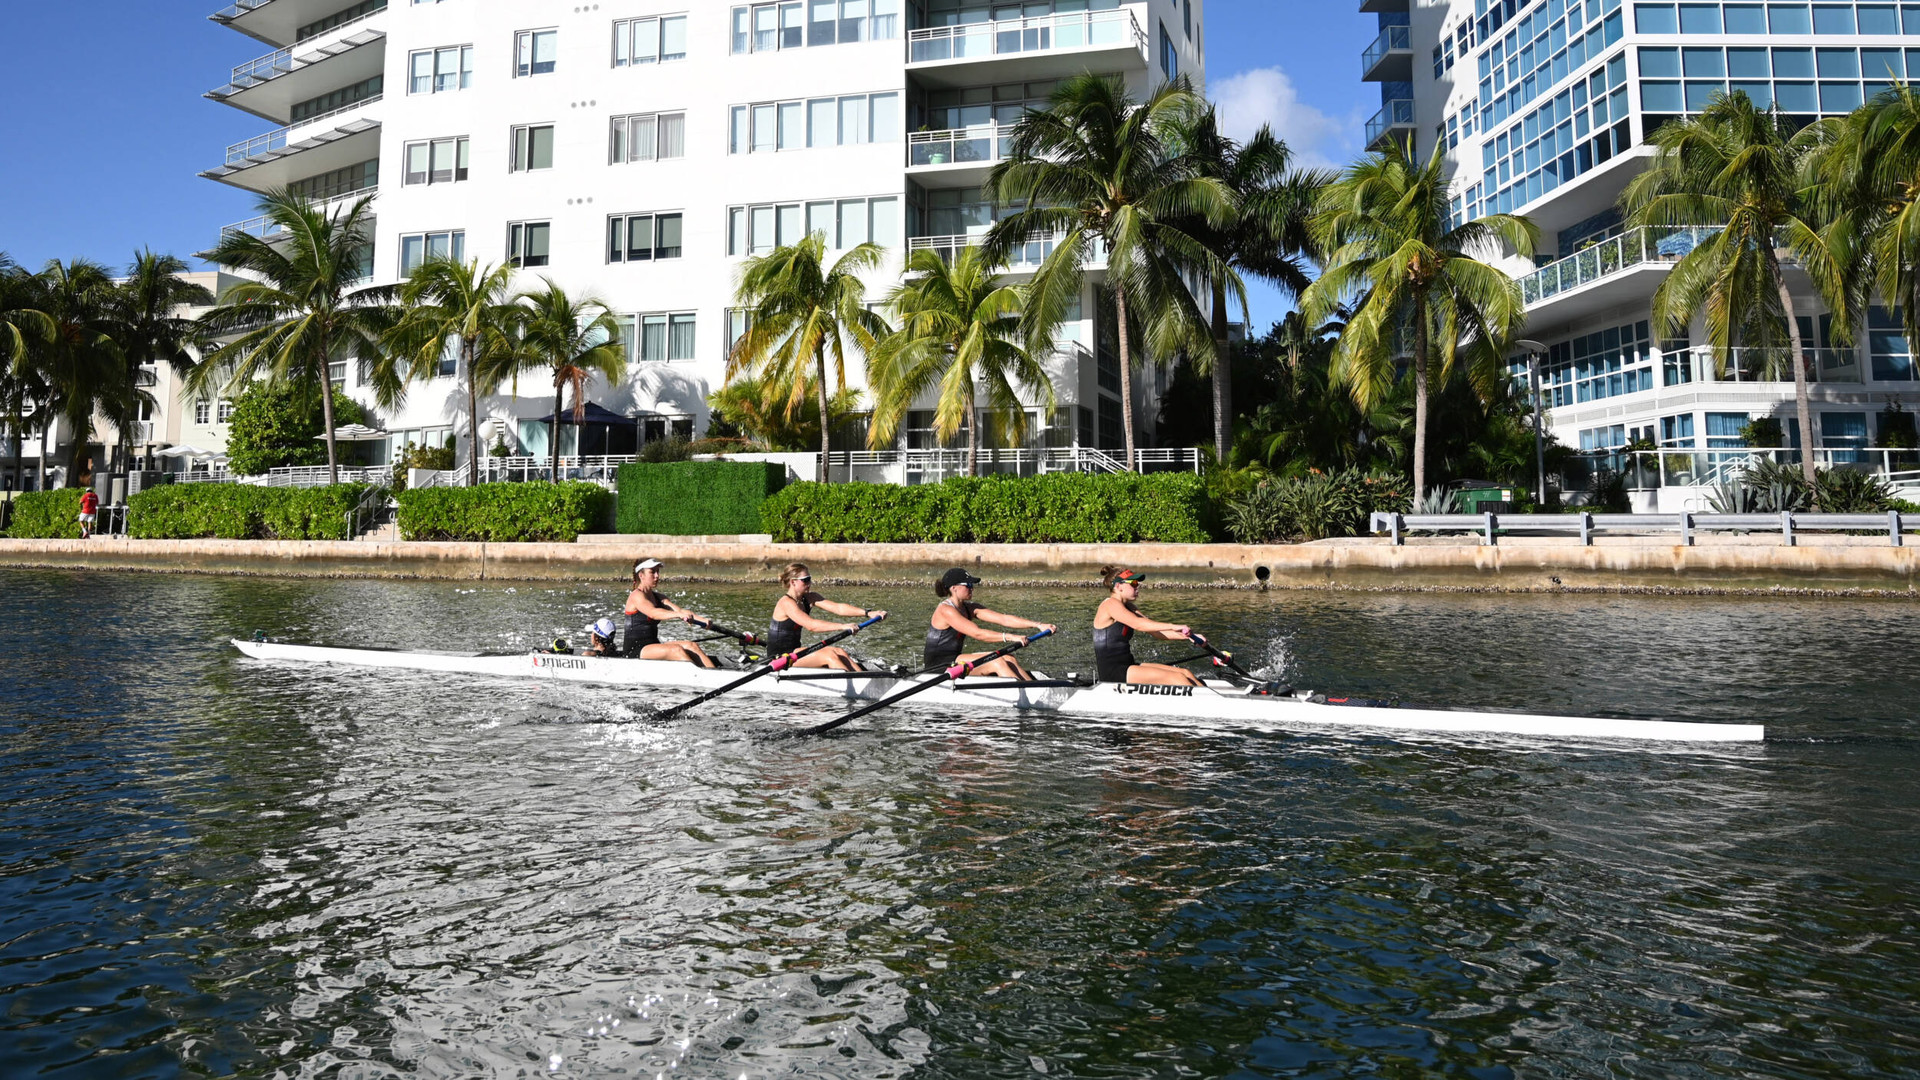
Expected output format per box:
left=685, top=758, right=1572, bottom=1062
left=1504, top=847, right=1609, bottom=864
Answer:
left=2, top=568, right=1917, bottom=1079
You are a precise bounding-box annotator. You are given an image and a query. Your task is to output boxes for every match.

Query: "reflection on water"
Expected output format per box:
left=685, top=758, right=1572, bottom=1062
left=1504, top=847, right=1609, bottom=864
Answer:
left=1, top=569, right=1917, bottom=1078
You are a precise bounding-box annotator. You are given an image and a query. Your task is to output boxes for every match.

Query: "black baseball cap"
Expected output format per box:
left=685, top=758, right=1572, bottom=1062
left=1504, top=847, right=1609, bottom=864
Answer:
left=936, top=567, right=982, bottom=596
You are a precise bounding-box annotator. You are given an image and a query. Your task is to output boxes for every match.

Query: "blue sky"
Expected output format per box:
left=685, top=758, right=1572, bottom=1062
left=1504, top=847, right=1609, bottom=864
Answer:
left=0, top=0, right=1377, bottom=331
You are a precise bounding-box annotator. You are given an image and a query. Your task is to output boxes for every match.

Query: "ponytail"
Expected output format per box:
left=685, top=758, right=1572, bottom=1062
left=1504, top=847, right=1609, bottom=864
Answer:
left=1099, top=565, right=1124, bottom=587
left=779, top=563, right=810, bottom=585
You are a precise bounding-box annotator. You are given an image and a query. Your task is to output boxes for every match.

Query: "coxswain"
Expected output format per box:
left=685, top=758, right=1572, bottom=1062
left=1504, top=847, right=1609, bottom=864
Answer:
left=924, top=567, right=1055, bottom=681
left=623, top=558, right=719, bottom=667
left=583, top=617, right=619, bottom=657
left=1091, top=566, right=1202, bottom=686
left=767, top=563, right=887, bottom=671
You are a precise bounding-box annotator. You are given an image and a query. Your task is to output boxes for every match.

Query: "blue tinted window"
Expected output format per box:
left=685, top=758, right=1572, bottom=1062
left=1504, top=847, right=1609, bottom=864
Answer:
left=1768, top=4, right=1812, bottom=32
left=1610, top=52, right=1628, bottom=85
left=1635, top=3, right=1678, bottom=31
left=1686, top=81, right=1726, bottom=109
left=1679, top=3, right=1720, bottom=31
left=1820, top=81, right=1863, bottom=111
left=1642, top=80, right=1684, bottom=110
left=1727, top=47, right=1770, bottom=77
left=1684, top=47, right=1726, bottom=75
left=1861, top=48, right=1904, bottom=78
left=1723, top=3, right=1767, bottom=31
left=1640, top=46, right=1681, bottom=76
left=1812, top=4, right=1854, bottom=31
left=1906, top=6, right=1920, bottom=33
left=1816, top=47, right=1859, bottom=77
left=1857, top=4, right=1899, bottom=32
left=1773, top=81, right=1818, bottom=110
left=1772, top=47, right=1814, bottom=78
left=1730, top=80, right=1774, bottom=105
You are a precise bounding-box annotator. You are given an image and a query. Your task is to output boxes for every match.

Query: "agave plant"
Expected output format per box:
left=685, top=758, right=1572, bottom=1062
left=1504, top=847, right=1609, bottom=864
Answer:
left=1415, top=487, right=1457, bottom=514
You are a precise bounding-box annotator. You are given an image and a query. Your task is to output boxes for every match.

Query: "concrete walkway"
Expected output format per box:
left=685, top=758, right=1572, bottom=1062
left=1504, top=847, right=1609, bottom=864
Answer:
left=1, top=535, right=1915, bottom=594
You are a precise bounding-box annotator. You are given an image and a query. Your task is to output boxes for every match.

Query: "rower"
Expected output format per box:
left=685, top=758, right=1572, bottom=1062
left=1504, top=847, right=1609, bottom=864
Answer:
left=583, top=618, right=619, bottom=657
left=768, top=563, right=887, bottom=672
left=623, top=558, right=720, bottom=668
left=924, top=567, right=1055, bottom=681
left=1092, top=566, right=1202, bottom=686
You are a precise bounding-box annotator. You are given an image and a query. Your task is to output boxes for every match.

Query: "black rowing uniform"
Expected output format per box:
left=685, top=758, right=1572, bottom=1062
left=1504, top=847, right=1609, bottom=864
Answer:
left=623, top=586, right=660, bottom=657
left=923, top=599, right=981, bottom=670
left=1093, top=607, right=1139, bottom=683
left=767, top=593, right=815, bottom=654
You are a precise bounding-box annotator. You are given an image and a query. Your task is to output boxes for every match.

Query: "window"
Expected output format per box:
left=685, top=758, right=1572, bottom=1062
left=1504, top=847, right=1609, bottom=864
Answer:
left=409, top=45, right=473, bottom=94
left=728, top=92, right=899, bottom=153
left=508, top=221, right=551, bottom=268
left=194, top=400, right=211, bottom=425
left=731, top=0, right=899, bottom=53
left=1184, top=0, right=1192, bottom=39
left=1706, top=413, right=1751, bottom=448
left=1159, top=22, right=1178, bottom=82
left=515, top=29, right=557, bottom=76
left=607, top=213, right=684, bottom=262
left=328, top=360, right=348, bottom=386
left=1869, top=306, right=1915, bottom=381
left=727, top=196, right=899, bottom=254
left=217, top=399, right=237, bottom=423
left=403, top=137, right=470, bottom=185
left=610, top=111, right=686, bottom=163
left=399, top=230, right=466, bottom=276
left=291, top=75, right=382, bottom=123
left=287, top=160, right=378, bottom=202
left=512, top=124, right=555, bottom=171
left=613, top=15, right=688, bottom=66
left=298, top=0, right=384, bottom=39
left=620, top=313, right=699, bottom=362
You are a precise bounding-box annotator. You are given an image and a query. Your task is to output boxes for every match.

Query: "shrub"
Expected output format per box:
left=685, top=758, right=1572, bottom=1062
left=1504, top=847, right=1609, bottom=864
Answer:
left=1814, top=468, right=1895, bottom=513
left=223, top=382, right=367, bottom=476
left=8, top=489, right=84, bottom=539
left=615, top=461, right=787, bottom=535
left=397, top=481, right=613, bottom=542
left=127, top=483, right=370, bottom=540
left=1222, top=468, right=1412, bottom=543
left=639, top=437, right=694, bottom=463
left=760, top=472, right=1212, bottom=544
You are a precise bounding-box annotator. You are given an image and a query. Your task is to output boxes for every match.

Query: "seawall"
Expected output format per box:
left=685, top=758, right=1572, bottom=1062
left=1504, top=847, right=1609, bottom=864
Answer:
left=2, top=536, right=1916, bottom=595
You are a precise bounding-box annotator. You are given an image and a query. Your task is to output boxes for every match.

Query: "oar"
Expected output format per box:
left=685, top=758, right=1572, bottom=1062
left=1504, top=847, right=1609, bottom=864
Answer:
left=690, top=618, right=762, bottom=648
left=652, top=614, right=885, bottom=721
left=799, top=629, right=1053, bottom=737
left=1187, top=633, right=1286, bottom=691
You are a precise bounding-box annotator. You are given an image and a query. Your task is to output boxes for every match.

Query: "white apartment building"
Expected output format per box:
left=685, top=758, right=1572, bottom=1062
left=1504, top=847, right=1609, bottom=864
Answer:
left=201, top=0, right=1207, bottom=474
left=1359, top=0, right=1920, bottom=509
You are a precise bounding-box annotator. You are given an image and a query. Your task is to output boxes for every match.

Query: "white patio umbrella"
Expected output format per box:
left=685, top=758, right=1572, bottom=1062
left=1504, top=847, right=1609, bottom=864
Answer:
left=155, top=445, right=222, bottom=460
left=324, top=424, right=389, bottom=442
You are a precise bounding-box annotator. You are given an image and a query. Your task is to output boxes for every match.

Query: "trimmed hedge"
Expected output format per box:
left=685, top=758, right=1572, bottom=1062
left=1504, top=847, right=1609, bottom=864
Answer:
left=760, top=472, right=1213, bottom=544
left=7, top=490, right=85, bottom=539
left=128, top=483, right=370, bottom=540
left=615, top=461, right=788, bottom=535
left=398, top=481, right=613, bottom=542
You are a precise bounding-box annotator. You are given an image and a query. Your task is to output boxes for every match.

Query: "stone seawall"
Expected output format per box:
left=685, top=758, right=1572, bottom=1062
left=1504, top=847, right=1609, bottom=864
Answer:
left=2, top=536, right=1916, bottom=595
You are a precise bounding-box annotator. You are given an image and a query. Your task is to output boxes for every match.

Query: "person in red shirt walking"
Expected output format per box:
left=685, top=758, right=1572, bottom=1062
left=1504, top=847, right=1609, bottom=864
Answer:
left=78, top=489, right=99, bottom=539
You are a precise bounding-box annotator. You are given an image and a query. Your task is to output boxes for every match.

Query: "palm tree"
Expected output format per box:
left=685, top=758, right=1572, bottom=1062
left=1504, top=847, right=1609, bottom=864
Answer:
left=109, top=251, right=213, bottom=471
left=390, top=258, right=523, bottom=487
left=22, top=259, right=124, bottom=488
left=982, top=73, right=1236, bottom=471
left=867, top=245, right=1054, bottom=476
left=1302, top=138, right=1537, bottom=500
left=1165, top=106, right=1330, bottom=463
left=1815, top=83, right=1920, bottom=386
left=0, top=256, right=53, bottom=489
left=728, top=232, right=889, bottom=482
left=1622, top=92, right=1846, bottom=495
left=508, top=280, right=628, bottom=483
left=193, top=191, right=394, bottom=486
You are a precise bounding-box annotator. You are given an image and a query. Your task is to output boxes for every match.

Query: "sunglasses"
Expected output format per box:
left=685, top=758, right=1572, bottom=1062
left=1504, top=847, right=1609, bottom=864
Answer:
left=797, top=576, right=812, bottom=584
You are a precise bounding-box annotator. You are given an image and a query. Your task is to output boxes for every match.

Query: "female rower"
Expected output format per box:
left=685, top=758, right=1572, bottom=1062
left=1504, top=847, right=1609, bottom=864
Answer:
left=582, top=617, right=619, bottom=658
left=623, top=558, right=719, bottom=667
left=1092, top=566, right=1202, bottom=686
left=767, top=563, right=887, bottom=672
left=925, top=567, right=1056, bottom=681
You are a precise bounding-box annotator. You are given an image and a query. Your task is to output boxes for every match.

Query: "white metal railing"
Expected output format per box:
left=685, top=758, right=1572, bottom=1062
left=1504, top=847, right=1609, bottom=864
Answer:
left=221, top=189, right=376, bottom=241
left=1372, top=509, right=1918, bottom=547
left=211, top=0, right=271, bottom=20
left=908, top=9, right=1147, bottom=64
left=907, top=232, right=1104, bottom=268
left=909, top=123, right=1016, bottom=168
left=1522, top=227, right=1721, bottom=305
left=256, top=464, right=393, bottom=487
left=225, top=94, right=382, bottom=165
left=480, top=455, right=634, bottom=484
left=1685, top=345, right=1865, bottom=384
left=1571, top=447, right=1919, bottom=492
left=477, top=446, right=1198, bottom=486
left=215, top=8, right=383, bottom=94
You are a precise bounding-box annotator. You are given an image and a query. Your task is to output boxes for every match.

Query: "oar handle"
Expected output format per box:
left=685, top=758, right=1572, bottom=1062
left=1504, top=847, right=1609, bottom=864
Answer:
left=1189, top=632, right=1259, bottom=681
left=694, top=618, right=761, bottom=647
left=769, top=612, right=884, bottom=672
left=802, top=627, right=1051, bottom=737
left=655, top=613, right=886, bottom=720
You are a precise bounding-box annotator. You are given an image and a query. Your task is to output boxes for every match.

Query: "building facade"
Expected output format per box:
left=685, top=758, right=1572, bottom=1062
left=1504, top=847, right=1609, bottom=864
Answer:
left=1359, top=0, right=1920, bottom=508
left=202, top=0, right=1207, bottom=471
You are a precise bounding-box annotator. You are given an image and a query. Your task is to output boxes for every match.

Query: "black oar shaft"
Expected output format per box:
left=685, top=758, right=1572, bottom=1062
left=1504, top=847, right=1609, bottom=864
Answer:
left=653, top=614, right=883, bottom=721
left=801, top=629, right=1052, bottom=736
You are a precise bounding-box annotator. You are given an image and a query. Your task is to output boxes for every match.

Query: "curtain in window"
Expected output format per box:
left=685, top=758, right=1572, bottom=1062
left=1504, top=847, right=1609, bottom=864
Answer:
left=661, top=16, right=687, bottom=59
left=658, top=113, right=684, bottom=158
left=669, top=315, right=697, bottom=361
left=406, top=143, right=430, bottom=184
left=810, top=0, right=837, bottom=44
left=410, top=51, right=433, bottom=93
left=656, top=215, right=682, bottom=258
left=630, top=116, right=657, bottom=161
left=631, top=18, right=659, bottom=63
left=642, top=315, right=668, bottom=361
left=627, top=217, right=654, bottom=261
left=809, top=98, right=838, bottom=147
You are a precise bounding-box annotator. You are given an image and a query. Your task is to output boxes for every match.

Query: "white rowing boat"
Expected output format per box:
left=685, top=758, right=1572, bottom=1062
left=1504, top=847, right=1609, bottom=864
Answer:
left=230, top=638, right=1765, bottom=744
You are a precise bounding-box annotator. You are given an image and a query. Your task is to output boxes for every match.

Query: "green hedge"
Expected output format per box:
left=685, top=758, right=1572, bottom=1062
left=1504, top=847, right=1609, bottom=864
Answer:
left=127, top=483, right=369, bottom=540
left=7, top=490, right=85, bottom=539
left=615, top=461, right=788, bottom=535
left=760, top=472, right=1213, bottom=544
left=398, top=481, right=613, bottom=542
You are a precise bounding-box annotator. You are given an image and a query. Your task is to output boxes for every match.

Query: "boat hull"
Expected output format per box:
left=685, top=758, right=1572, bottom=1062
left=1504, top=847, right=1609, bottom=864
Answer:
left=229, top=640, right=1765, bottom=744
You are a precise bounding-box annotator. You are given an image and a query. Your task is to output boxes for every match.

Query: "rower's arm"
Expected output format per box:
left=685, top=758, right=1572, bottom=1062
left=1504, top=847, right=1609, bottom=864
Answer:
left=636, top=593, right=701, bottom=623
left=1104, top=602, right=1190, bottom=640
left=972, top=608, right=1058, bottom=636
left=782, top=597, right=854, bottom=633
left=814, top=597, right=882, bottom=620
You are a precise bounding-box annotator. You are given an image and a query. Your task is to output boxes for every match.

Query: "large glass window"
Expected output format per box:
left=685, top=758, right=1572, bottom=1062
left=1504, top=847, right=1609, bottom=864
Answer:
left=610, top=112, right=686, bottom=163
left=613, top=14, right=689, bottom=65
left=399, top=230, right=465, bottom=276
left=1870, top=306, right=1916, bottom=380
left=515, top=29, right=557, bottom=77
left=403, top=137, right=469, bottom=185
left=622, top=313, right=699, bottom=362
left=607, top=213, right=684, bottom=262
left=1538, top=321, right=1655, bottom=408
left=727, top=196, right=899, bottom=254
left=730, top=0, right=899, bottom=52
left=507, top=221, right=551, bottom=268
left=729, top=93, right=899, bottom=153
left=511, top=124, right=555, bottom=171
left=408, top=45, right=473, bottom=94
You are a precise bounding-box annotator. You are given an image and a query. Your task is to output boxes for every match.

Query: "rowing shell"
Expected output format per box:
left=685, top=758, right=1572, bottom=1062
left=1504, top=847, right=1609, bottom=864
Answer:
left=229, top=639, right=1764, bottom=744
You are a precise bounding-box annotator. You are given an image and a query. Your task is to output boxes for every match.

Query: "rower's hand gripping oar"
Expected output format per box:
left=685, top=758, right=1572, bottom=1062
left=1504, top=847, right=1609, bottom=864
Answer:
left=1187, top=633, right=1261, bottom=683
left=652, top=614, right=884, bottom=721
left=800, top=629, right=1053, bottom=737
left=690, top=618, right=762, bottom=648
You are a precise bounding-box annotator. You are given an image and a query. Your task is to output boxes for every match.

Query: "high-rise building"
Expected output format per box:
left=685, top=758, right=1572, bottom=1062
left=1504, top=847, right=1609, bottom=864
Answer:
left=202, top=0, right=1207, bottom=471
left=1359, top=0, right=1920, bottom=508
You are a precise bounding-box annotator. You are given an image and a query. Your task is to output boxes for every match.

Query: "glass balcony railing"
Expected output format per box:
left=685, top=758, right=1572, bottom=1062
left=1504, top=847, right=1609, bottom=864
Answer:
left=908, top=8, right=1146, bottom=64
left=1521, top=226, right=1720, bottom=305
left=1364, top=99, right=1414, bottom=147
left=224, top=95, right=381, bottom=165
left=908, top=123, right=1015, bottom=168
left=907, top=233, right=1105, bottom=269
left=1360, top=24, right=1411, bottom=78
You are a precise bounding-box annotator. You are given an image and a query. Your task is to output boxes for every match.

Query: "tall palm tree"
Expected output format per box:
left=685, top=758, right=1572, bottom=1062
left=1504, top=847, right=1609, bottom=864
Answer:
left=728, top=232, right=889, bottom=482
left=109, top=250, right=213, bottom=471
left=1, top=255, right=53, bottom=488
left=1302, top=138, right=1537, bottom=500
left=1815, top=83, right=1920, bottom=383
left=390, top=258, right=523, bottom=487
left=193, top=191, right=394, bottom=485
left=508, top=280, right=628, bottom=483
left=23, top=259, right=124, bottom=488
left=1622, top=92, right=1847, bottom=495
left=982, top=73, right=1236, bottom=470
left=867, top=245, right=1054, bottom=477
left=1165, top=106, right=1330, bottom=463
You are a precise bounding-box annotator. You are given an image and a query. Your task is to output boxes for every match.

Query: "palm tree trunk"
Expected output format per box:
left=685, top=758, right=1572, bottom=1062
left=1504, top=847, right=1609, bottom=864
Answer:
left=36, top=408, right=50, bottom=491
left=1114, top=284, right=1138, bottom=471
left=319, top=360, right=339, bottom=487
left=550, top=381, right=562, bottom=484
left=1411, top=292, right=1431, bottom=502
left=815, top=347, right=831, bottom=484
left=1772, top=264, right=1818, bottom=503
left=1210, top=281, right=1232, bottom=466
left=967, top=394, right=979, bottom=478
left=464, top=337, right=480, bottom=488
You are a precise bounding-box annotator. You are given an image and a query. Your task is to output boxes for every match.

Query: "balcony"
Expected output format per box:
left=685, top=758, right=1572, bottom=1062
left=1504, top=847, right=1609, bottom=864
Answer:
left=217, top=94, right=382, bottom=168
left=908, top=232, right=1106, bottom=271
left=1358, top=0, right=1411, bottom=11
left=201, top=116, right=381, bottom=193
left=211, top=0, right=385, bottom=49
left=210, top=190, right=376, bottom=257
left=1522, top=226, right=1719, bottom=323
left=206, top=19, right=385, bottom=124
left=1360, top=24, right=1412, bottom=82
left=908, top=123, right=1015, bottom=184
left=1364, top=98, right=1415, bottom=150
left=906, top=8, right=1148, bottom=88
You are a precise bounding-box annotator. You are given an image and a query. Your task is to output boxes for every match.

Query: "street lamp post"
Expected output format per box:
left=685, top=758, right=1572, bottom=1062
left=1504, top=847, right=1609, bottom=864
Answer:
left=1517, top=339, right=1549, bottom=505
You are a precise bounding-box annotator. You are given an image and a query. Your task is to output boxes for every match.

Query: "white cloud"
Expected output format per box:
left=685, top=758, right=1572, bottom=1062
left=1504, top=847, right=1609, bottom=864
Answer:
left=1210, top=66, right=1359, bottom=172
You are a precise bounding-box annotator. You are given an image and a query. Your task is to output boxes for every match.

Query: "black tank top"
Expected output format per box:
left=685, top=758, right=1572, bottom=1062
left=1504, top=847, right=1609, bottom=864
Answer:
left=623, top=587, right=660, bottom=657
left=923, top=599, right=980, bottom=670
left=767, top=594, right=814, bottom=654
left=1093, top=607, right=1138, bottom=683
